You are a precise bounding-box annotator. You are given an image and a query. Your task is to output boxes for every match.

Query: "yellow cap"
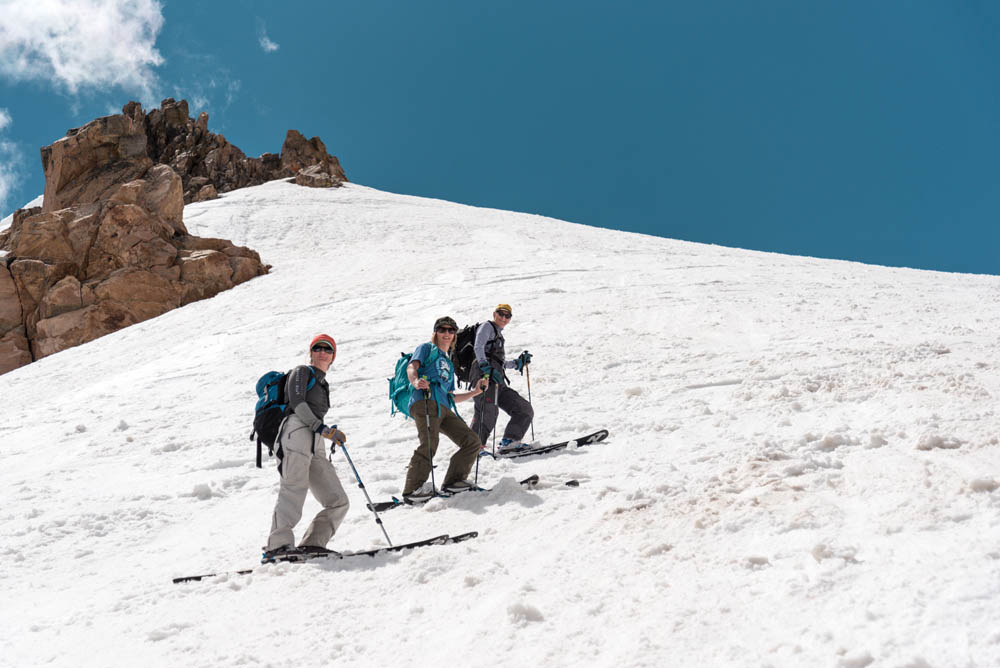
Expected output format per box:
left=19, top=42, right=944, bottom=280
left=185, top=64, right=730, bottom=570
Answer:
left=495, top=303, right=512, bottom=314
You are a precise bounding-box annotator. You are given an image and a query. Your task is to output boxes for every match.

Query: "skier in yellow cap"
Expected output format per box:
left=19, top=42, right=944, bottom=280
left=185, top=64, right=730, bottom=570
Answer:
left=470, top=304, right=534, bottom=454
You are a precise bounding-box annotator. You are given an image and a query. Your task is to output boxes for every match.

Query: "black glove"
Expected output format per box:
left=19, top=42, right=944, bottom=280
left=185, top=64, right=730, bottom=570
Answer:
left=514, top=350, right=532, bottom=372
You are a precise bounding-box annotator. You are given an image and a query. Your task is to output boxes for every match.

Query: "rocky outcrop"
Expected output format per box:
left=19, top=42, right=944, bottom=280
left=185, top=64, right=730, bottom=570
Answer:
left=41, top=111, right=152, bottom=213
left=295, top=164, right=340, bottom=188
left=0, top=101, right=287, bottom=374
left=0, top=256, right=32, bottom=373
left=131, top=99, right=347, bottom=202
left=281, top=130, right=347, bottom=184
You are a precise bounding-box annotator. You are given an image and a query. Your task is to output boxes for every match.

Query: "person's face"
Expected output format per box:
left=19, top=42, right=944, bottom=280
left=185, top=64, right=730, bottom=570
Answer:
left=310, top=344, right=335, bottom=369
left=435, top=325, right=456, bottom=347
left=493, top=309, right=512, bottom=327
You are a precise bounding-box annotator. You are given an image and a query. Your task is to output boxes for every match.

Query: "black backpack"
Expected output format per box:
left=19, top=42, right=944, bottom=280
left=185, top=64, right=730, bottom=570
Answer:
left=249, top=368, right=315, bottom=467
left=451, top=323, right=480, bottom=386
left=451, top=322, right=502, bottom=386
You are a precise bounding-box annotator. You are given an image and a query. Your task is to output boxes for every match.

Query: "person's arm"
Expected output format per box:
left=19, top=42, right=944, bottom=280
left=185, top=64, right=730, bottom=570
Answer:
left=407, top=359, right=430, bottom=391
left=473, top=323, right=493, bottom=364
left=453, top=377, right=488, bottom=403
left=287, top=366, right=322, bottom=431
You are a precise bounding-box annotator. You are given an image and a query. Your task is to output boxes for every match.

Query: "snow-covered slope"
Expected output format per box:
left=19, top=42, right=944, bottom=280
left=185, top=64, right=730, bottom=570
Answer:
left=2, top=181, right=999, bottom=667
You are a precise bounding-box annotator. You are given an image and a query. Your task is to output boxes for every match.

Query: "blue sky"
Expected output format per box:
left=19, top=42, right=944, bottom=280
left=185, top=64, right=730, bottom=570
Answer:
left=1, top=1, right=998, bottom=275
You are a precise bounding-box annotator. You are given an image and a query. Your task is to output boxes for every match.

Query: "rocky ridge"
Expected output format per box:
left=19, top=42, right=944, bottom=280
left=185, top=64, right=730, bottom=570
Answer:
left=0, top=99, right=347, bottom=374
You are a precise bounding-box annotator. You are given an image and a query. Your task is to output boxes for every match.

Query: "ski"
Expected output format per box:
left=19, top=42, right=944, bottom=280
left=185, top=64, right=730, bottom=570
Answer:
left=343, top=530, right=477, bottom=558
left=366, top=474, right=540, bottom=512
left=172, top=531, right=478, bottom=584
left=487, top=429, right=610, bottom=460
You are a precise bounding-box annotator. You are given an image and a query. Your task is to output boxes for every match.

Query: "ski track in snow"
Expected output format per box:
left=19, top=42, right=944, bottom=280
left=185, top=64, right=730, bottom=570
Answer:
left=2, top=181, right=1000, bottom=667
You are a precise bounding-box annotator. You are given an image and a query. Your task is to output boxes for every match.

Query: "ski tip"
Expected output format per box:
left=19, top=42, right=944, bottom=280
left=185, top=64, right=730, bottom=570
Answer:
left=565, top=479, right=580, bottom=487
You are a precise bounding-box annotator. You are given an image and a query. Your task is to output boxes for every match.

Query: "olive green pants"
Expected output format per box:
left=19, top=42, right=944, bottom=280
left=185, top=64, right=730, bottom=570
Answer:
left=403, top=399, right=482, bottom=495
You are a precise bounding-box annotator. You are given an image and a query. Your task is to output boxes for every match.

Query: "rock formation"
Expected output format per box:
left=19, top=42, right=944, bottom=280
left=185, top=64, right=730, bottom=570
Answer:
left=131, top=98, right=347, bottom=201
left=0, top=97, right=346, bottom=375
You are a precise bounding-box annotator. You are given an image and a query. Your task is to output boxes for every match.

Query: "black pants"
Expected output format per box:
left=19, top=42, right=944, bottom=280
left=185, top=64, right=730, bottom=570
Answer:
left=470, top=379, right=534, bottom=445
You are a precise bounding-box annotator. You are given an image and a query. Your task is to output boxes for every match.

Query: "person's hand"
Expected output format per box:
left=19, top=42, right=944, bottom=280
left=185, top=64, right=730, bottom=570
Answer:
left=412, top=377, right=430, bottom=391
left=514, top=350, right=532, bottom=371
left=320, top=425, right=346, bottom=446
left=478, top=361, right=492, bottom=378
left=475, top=377, right=489, bottom=393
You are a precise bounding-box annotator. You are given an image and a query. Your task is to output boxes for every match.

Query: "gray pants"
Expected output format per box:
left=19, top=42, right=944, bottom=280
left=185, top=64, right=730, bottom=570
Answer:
left=470, top=378, right=534, bottom=445
left=403, top=400, right=482, bottom=495
left=267, top=415, right=350, bottom=550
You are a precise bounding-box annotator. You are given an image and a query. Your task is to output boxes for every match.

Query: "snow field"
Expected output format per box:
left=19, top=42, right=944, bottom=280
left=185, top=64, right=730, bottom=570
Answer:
left=1, top=180, right=999, bottom=667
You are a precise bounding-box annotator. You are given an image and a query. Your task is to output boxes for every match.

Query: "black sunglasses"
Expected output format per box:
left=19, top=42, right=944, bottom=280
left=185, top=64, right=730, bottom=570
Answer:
left=496, top=311, right=512, bottom=319
left=311, top=345, right=334, bottom=353
left=435, top=326, right=457, bottom=333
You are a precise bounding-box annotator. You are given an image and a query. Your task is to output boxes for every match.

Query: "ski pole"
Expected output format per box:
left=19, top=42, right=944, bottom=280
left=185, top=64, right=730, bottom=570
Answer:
left=338, top=443, right=393, bottom=546
left=491, top=381, right=499, bottom=456
left=422, top=376, right=437, bottom=494
left=526, top=363, right=534, bottom=442
left=474, top=428, right=481, bottom=486
left=476, top=369, right=492, bottom=445
left=473, top=375, right=489, bottom=485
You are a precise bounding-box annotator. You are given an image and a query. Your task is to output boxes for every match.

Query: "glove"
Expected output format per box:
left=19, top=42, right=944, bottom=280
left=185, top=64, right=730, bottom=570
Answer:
left=478, top=361, right=492, bottom=378
left=319, top=425, right=346, bottom=447
left=514, top=350, right=532, bottom=371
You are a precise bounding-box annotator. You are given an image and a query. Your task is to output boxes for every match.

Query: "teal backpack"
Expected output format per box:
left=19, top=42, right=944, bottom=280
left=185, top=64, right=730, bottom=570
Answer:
left=388, top=353, right=416, bottom=417
left=388, top=346, right=443, bottom=418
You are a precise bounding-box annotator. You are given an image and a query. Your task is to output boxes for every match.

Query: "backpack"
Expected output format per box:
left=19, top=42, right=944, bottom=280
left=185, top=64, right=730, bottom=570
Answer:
left=249, top=368, right=315, bottom=468
left=451, top=323, right=480, bottom=386
left=388, top=346, right=441, bottom=418
left=451, top=322, right=501, bottom=386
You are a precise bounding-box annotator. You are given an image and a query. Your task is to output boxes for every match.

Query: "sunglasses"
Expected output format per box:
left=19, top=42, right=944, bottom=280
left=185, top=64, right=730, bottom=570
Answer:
left=495, top=311, right=512, bottom=319
left=435, top=327, right=457, bottom=334
left=311, top=345, right=335, bottom=353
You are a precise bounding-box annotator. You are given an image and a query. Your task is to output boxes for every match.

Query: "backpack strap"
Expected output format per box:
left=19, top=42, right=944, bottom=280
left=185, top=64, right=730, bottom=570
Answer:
left=251, top=427, right=262, bottom=468
left=484, top=321, right=507, bottom=383
left=484, top=321, right=503, bottom=358
left=251, top=428, right=277, bottom=469
left=284, top=366, right=319, bottom=413
left=417, top=345, right=451, bottom=417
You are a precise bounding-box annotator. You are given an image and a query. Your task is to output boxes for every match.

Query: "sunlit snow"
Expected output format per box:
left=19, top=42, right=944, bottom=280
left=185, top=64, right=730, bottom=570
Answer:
left=2, top=181, right=998, bottom=667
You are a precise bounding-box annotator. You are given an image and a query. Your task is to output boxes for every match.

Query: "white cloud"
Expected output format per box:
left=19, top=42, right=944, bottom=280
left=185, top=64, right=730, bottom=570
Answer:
left=256, top=19, right=279, bottom=53
left=0, top=0, right=165, bottom=97
left=0, top=109, right=24, bottom=217
left=259, top=35, right=279, bottom=53
left=169, top=71, right=240, bottom=119
left=225, top=80, right=241, bottom=108
left=190, top=95, right=210, bottom=113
